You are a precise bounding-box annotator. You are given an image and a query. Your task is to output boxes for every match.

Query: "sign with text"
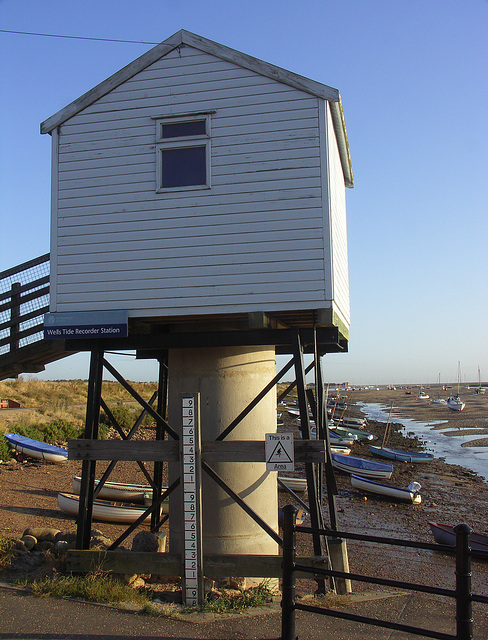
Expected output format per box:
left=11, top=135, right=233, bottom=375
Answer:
left=265, top=432, right=294, bottom=471
left=44, top=310, right=128, bottom=340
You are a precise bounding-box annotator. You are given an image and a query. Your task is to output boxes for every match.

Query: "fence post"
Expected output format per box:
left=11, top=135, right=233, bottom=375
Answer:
left=281, top=505, right=298, bottom=640
left=455, top=523, right=473, bottom=640
left=10, top=282, right=21, bottom=352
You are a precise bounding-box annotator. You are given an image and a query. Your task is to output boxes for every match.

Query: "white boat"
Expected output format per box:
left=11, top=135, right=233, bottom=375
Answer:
left=431, top=397, right=448, bottom=405
left=278, top=477, right=307, bottom=493
left=57, top=492, right=169, bottom=524
left=72, top=476, right=165, bottom=503
left=351, top=475, right=422, bottom=504
left=447, top=395, right=465, bottom=411
left=4, top=433, right=68, bottom=464
left=417, top=391, right=429, bottom=400
left=448, top=362, right=465, bottom=411
left=331, top=453, right=393, bottom=480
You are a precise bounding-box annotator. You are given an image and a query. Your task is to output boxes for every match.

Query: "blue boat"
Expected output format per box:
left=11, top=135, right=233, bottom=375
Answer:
left=369, top=445, right=434, bottom=463
left=331, top=452, right=393, bottom=479
left=4, top=434, right=68, bottom=464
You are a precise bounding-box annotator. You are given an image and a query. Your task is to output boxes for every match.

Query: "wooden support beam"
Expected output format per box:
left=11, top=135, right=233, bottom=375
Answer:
left=68, top=439, right=327, bottom=464
left=66, top=550, right=328, bottom=579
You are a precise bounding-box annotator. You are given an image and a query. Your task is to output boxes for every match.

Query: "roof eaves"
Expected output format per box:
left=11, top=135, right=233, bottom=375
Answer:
left=40, top=30, right=185, bottom=134
left=180, top=30, right=340, bottom=103
left=329, top=99, right=354, bottom=188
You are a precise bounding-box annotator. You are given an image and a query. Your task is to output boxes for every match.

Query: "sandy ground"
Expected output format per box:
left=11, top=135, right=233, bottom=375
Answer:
left=1, top=385, right=487, bottom=601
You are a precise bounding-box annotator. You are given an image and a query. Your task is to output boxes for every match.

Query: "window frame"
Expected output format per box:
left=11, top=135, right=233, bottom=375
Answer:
left=154, top=113, right=212, bottom=193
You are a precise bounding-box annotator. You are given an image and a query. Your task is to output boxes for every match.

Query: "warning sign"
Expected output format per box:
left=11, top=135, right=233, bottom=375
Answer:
left=265, top=433, right=294, bottom=471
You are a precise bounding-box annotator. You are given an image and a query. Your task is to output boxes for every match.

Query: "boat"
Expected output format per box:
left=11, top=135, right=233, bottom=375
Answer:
left=329, top=426, right=358, bottom=441
left=417, top=390, right=429, bottom=400
left=447, top=395, right=465, bottom=411
left=351, top=475, right=422, bottom=504
left=331, top=425, right=375, bottom=441
left=431, top=397, right=448, bottom=405
left=328, top=430, right=356, bottom=446
left=448, top=363, right=465, bottom=411
left=72, top=476, right=165, bottom=503
left=336, top=416, right=368, bottom=428
left=475, top=366, right=485, bottom=394
left=57, top=492, right=169, bottom=524
left=428, top=522, right=488, bottom=558
left=278, top=477, right=307, bottom=493
left=74, top=474, right=312, bottom=499
left=331, top=453, right=393, bottom=479
left=4, top=433, right=68, bottom=464
left=368, top=445, right=434, bottom=463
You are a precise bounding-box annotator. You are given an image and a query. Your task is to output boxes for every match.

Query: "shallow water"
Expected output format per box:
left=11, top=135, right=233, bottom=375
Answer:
left=358, top=402, right=488, bottom=482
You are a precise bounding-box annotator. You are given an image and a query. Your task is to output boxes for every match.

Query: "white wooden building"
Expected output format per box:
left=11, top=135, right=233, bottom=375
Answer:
left=41, top=30, right=353, bottom=342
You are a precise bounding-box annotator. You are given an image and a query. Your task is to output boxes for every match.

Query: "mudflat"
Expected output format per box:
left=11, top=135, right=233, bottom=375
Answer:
left=0, top=385, right=487, bottom=603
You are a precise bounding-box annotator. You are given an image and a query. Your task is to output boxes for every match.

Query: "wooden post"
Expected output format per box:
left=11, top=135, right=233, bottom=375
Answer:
left=293, top=332, right=326, bottom=593
left=152, top=352, right=168, bottom=530
left=10, top=282, right=21, bottom=352
left=76, top=348, right=103, bottom=550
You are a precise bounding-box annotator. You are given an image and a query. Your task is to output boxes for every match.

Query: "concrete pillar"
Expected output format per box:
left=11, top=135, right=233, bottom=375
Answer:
left=168, top=346, right=279, bottom=561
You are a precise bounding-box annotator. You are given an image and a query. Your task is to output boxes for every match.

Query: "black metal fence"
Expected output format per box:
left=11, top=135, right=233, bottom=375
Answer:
left=0, top=254, right=50, bottom=356
left=281, top=505, right=488, bottom=640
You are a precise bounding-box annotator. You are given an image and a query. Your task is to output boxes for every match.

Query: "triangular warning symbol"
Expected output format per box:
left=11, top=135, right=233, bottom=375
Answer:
left=267, top=441, right=293, bottom=464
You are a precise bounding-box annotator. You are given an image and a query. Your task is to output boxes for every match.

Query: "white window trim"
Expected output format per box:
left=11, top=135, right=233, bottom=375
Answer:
left=154, top=113, right=212, bottom=193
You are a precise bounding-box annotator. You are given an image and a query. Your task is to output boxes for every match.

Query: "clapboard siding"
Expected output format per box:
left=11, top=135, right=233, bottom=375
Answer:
left=48, top=41, right=349, bottom=327
left=58, top=259, right=324, bottom=282
left=57, top=201, right=322, bottom=230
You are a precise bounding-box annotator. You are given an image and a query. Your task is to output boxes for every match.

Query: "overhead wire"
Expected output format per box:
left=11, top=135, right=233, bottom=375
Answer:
left=0, top=29, right=158, bottom=46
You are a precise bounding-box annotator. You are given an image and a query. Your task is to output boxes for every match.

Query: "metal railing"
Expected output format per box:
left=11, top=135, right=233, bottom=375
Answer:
left=281, top=505, right=488, bottom=640
left=0, top=254, right=50, bottom=356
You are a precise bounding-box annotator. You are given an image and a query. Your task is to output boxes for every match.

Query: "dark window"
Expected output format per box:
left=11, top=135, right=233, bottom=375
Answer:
left=155, top=114, right=211, bottom=191
left=161, top=120, right=206, bottom=139
left=161, top=146, right=206, bottom=188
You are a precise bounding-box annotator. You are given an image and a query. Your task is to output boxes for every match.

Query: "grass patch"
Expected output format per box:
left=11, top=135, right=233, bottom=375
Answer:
left=187, top=584, right=274, bottom=614
left=0, top=436, right=12, bottom=460
left=0, top=536, right=15, bottom=572
left=29, top=572, right=151, bottom=607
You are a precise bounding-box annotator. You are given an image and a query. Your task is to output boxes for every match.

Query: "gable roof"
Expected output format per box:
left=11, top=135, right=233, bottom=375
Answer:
left=40, top=29, right=353, bottom=187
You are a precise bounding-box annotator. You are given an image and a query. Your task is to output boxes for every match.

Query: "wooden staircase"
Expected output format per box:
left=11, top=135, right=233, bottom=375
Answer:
left=0, top=254, right=75, bottom=380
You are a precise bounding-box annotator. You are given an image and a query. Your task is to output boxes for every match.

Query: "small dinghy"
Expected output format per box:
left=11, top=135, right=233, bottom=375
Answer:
left=278, top=477, right=307, bottom=493
left=331, top=425, right=375, bottom=441
left=331, top=453, right=393, bottom=479
left=4, top=433, right=68, bottom=464
left=369, top=445, right=434, bottom=463
left=429, top=522, right=488, bottom=559
left=72, top=476, right=167, bottom=503
left=351, top=475, right=422, bottom=504
left=57, top=492, right=169, bottom=524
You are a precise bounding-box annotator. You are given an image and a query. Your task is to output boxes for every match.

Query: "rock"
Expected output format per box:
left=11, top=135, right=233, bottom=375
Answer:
left=204, top=577, right=215, bottom=594
left=90, top=535, right=112, bottom=549
left=20, top=535, right=37, bottom=551
left=218, top=576, right=246, bottom=590
left=129, top=577, right=146, bottom=589
left=124, top=573, right=139, bottom=585
left=131, top=531, right=159, bottom=553
left=14, top=541, right=28, bottom=554
left=54, top=540, right=69, bottom=554
left=23, top=527, right=60, bottom=543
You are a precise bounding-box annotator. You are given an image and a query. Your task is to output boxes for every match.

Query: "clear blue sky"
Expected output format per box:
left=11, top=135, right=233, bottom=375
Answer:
left=1, top=0, right=487, bottom=385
